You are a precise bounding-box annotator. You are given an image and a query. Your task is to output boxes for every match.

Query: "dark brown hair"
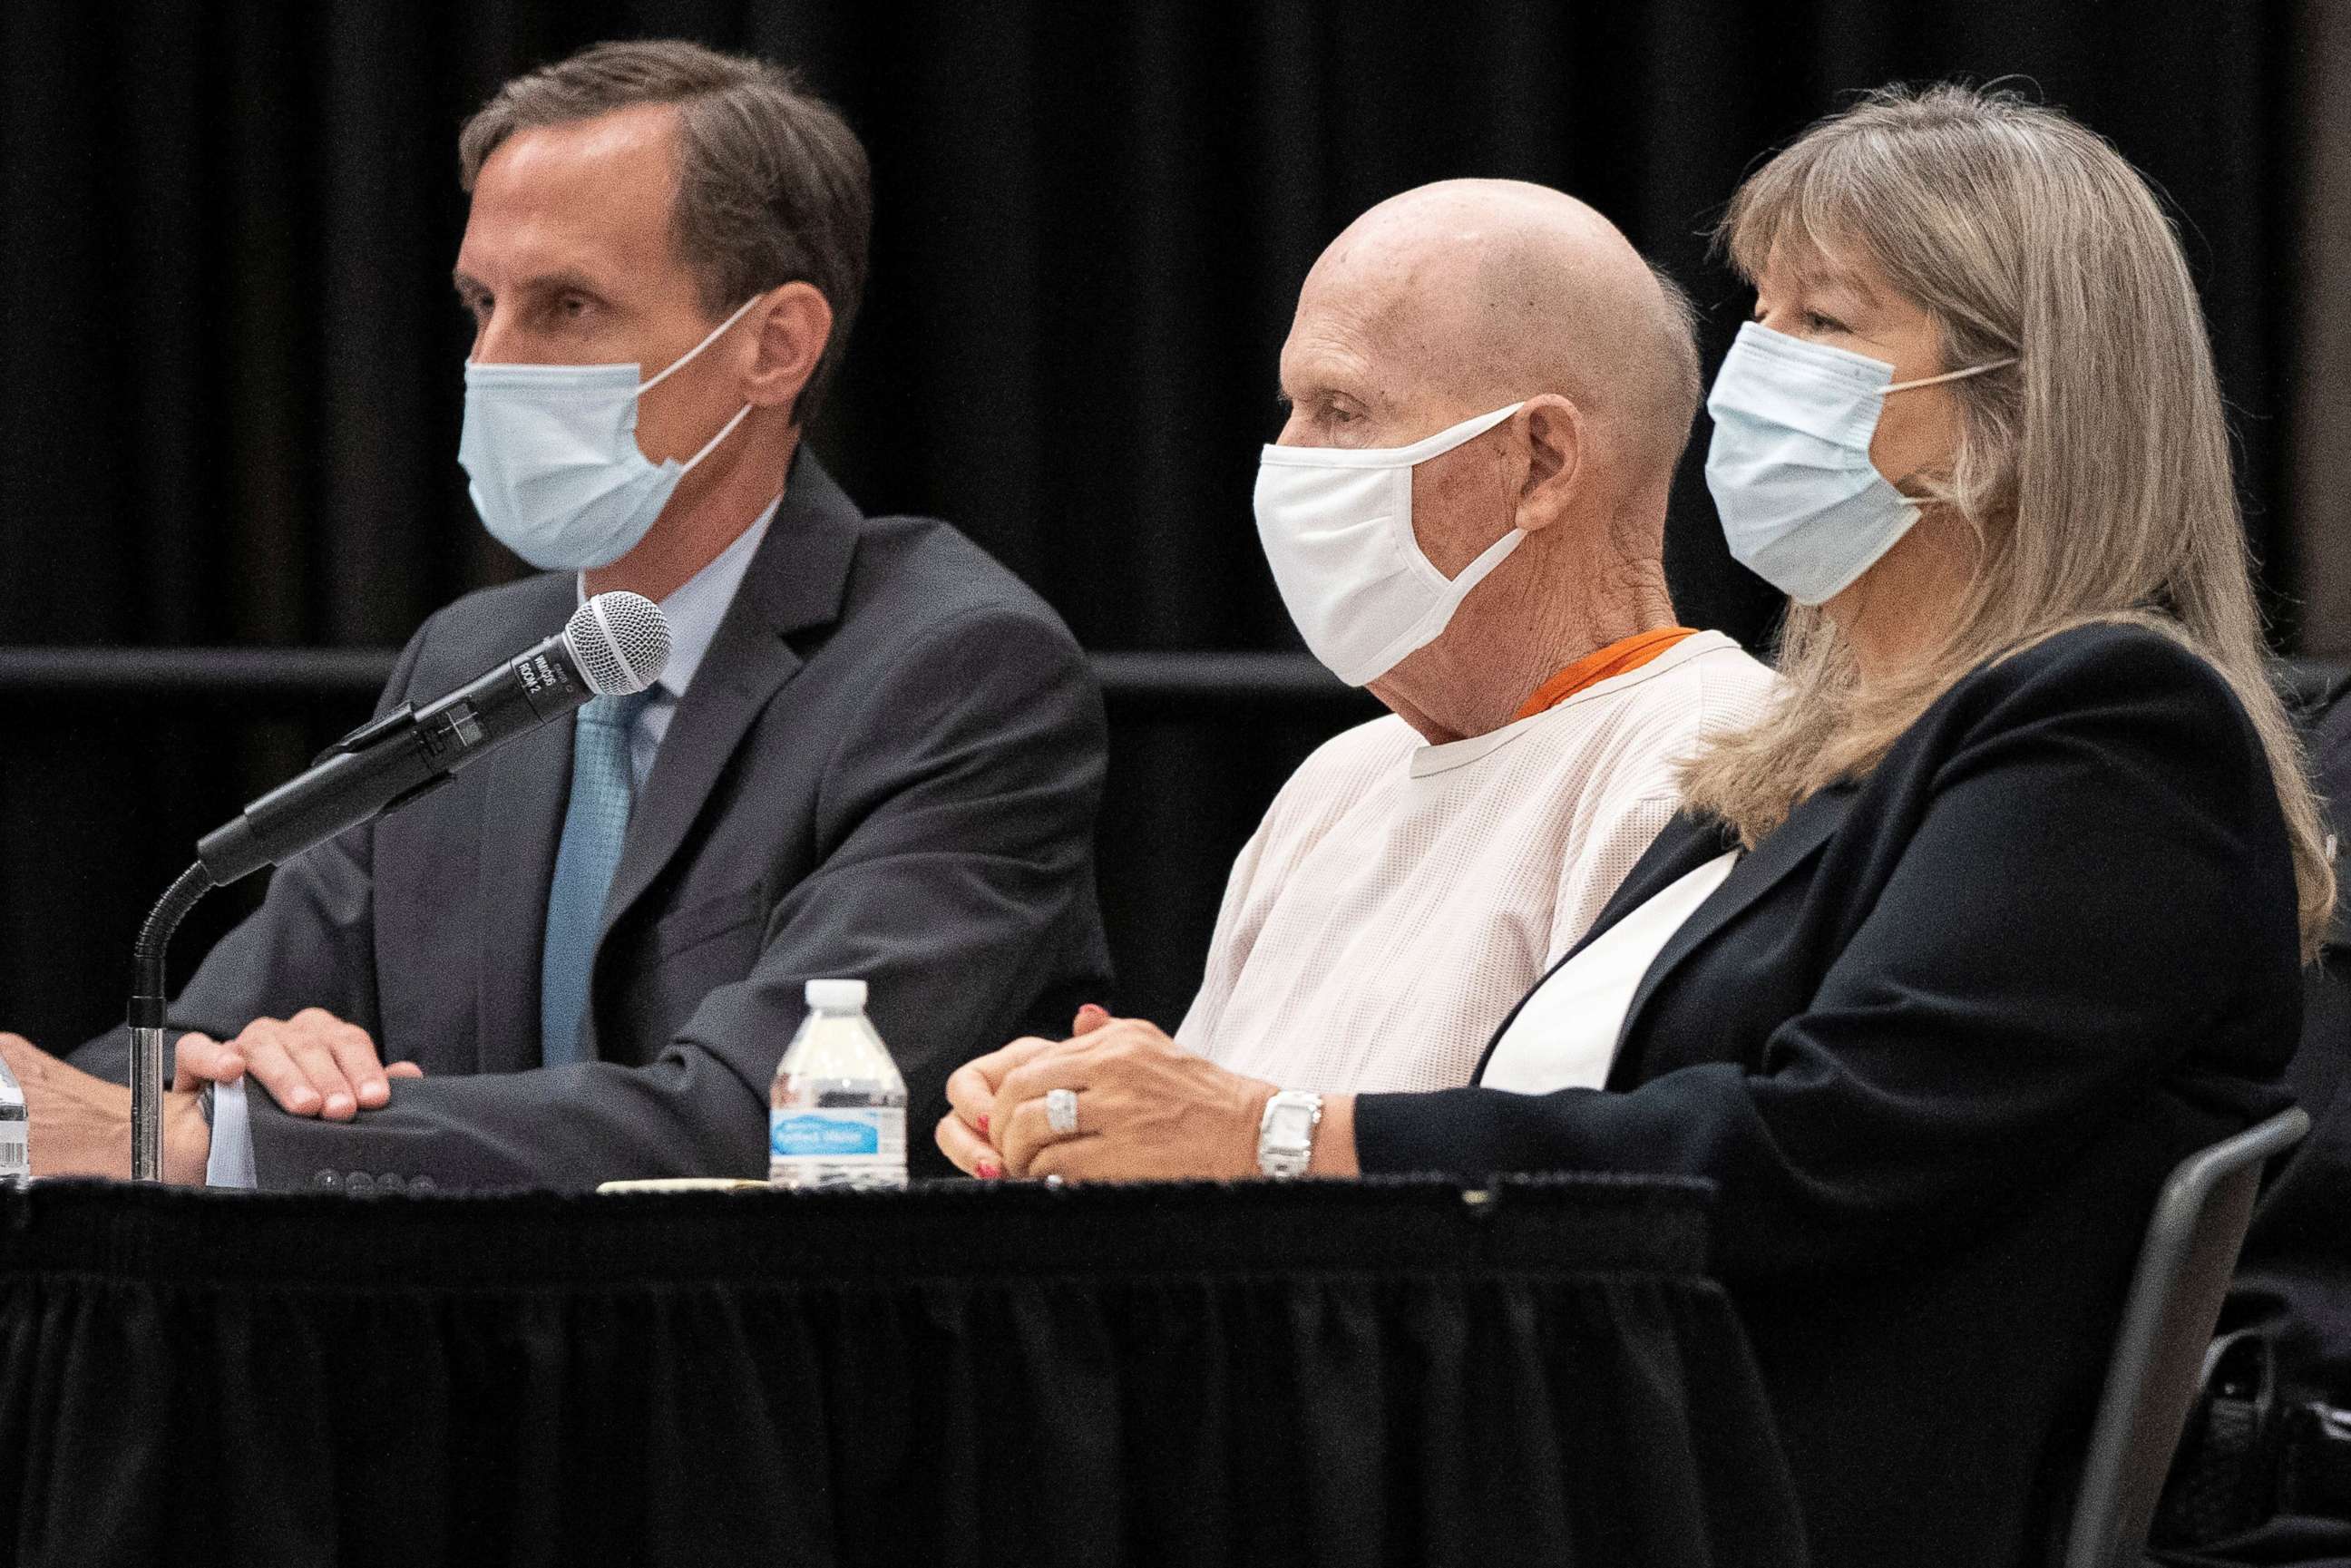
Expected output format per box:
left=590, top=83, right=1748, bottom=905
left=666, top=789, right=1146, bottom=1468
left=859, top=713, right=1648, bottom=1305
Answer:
left=460, top=39, right=871, bottom=425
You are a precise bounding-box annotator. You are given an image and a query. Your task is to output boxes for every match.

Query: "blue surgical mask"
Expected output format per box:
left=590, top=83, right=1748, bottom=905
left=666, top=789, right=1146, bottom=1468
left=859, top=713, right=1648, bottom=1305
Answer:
left=459, top=296, right=762, bottom=572
left=1704, top=321, right=2014, bottom=605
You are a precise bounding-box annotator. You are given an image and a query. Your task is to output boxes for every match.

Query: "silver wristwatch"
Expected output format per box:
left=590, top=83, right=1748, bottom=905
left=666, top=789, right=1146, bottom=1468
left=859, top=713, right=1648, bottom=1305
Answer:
left=1256, top=1090, right=1323, bottom=1179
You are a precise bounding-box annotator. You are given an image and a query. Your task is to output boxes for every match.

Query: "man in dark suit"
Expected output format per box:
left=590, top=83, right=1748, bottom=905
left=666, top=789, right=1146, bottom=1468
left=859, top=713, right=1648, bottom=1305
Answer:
left=0, top=40, right=1108, bottom=1189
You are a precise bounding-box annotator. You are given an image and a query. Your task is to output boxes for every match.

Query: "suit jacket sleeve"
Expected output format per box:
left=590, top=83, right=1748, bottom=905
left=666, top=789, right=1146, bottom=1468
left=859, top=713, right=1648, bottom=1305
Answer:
left=70, top=628, right=431, bottom=1081
left=241, top=599, right=1107, bottom=1190
left=1353, top=631, right=2302, bottom=1279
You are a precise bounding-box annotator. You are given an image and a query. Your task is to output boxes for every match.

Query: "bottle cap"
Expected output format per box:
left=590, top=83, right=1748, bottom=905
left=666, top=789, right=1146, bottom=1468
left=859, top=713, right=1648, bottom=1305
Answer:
left=804, top=978, right=867, bottom=1011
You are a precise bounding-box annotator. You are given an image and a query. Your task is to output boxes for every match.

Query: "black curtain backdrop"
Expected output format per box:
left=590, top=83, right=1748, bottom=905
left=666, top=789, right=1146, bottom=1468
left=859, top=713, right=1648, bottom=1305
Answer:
left=0, top=0, right=2303, bottom=1049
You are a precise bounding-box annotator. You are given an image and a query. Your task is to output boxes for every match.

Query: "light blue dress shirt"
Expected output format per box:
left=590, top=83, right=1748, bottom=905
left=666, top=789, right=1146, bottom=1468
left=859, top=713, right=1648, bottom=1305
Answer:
left=207, top=501, right=778, bottom=1187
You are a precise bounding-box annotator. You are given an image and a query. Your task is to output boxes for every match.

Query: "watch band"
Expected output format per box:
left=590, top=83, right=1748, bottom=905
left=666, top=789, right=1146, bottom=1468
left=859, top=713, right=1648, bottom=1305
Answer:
left=1257, top=1089, right=1323, bottom=1180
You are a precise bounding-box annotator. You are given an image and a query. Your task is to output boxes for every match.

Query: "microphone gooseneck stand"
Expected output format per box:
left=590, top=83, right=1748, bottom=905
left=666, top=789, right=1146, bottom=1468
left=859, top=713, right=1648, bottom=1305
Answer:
left=127, top=862, right=214, bottom=1182
left=127, top=699, right=445, bottom=1180
left=115, top=593, right=671, bottom=1182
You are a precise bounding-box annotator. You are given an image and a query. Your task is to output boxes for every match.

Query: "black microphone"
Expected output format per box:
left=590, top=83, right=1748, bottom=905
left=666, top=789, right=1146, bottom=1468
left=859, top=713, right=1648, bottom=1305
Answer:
left=195, top=591, right=672, bottom=886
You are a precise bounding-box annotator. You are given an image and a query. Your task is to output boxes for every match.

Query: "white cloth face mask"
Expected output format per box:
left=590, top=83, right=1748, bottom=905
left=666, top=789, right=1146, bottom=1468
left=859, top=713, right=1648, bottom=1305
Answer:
left=1704, top=320, right=2014, bottom=605
left=1254, top=402, right=1527, bottom=687
left=459, top=295, right=763, bottom=572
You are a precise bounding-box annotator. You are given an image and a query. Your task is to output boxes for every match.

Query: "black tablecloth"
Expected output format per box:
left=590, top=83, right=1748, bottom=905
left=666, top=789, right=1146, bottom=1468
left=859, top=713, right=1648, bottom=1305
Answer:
left=0, top=1174, right=1805, bottom=1567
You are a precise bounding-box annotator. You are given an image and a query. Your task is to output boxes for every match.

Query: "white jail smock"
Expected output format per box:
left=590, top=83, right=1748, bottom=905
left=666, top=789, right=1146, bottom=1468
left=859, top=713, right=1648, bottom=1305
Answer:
left=1178, top=630, right=1776, bottom=1095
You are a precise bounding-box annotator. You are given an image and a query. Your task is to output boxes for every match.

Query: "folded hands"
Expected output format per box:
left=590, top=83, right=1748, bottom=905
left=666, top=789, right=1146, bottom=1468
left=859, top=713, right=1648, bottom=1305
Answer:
left=935, top=1007, right=1356, bottom=1183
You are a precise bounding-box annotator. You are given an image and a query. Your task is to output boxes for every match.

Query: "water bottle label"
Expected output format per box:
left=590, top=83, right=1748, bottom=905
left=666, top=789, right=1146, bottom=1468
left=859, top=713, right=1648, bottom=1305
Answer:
left=770, top=1108, right=900, bottom=1159
left=0, top=1136, right=24, bottom=1173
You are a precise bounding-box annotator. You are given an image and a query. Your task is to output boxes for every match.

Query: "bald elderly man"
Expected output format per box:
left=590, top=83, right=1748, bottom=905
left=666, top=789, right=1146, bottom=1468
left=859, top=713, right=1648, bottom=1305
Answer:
left=938, top=180, right=1778, bottom=1181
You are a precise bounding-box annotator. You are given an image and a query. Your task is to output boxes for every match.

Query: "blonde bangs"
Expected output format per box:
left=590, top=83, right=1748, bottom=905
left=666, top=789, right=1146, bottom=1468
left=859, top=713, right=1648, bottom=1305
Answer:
left=1721, top=130, right=1884, bottom=292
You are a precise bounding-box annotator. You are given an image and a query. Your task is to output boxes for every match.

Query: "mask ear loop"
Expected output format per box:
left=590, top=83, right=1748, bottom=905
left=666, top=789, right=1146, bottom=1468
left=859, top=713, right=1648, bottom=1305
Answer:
left=1883, top=357, right=2017, bottom=395
left=639, top=295, right=766, bottom=474
left=676, top=403, right=755, bottom=474
left=639, top=294, right=766, bottom=393
left=1874, top=358, right=2016, bottom=511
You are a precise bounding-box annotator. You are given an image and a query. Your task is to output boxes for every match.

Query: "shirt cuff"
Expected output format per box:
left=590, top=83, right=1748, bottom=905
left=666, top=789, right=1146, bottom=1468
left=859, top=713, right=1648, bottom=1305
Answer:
left=204, top=1078, right=259, bottom=1189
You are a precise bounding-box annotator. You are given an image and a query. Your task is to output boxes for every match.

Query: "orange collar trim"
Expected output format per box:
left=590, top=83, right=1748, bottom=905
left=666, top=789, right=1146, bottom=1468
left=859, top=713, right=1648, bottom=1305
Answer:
left=1511, top=628, right=1701, bottom=721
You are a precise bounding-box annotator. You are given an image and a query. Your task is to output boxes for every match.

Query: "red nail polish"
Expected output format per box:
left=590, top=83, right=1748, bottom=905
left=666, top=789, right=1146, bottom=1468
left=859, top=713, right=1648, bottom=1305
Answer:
left=977, top=1161, right=1002, bottom=1181
left=975, top=1113, right=990, bottom=1137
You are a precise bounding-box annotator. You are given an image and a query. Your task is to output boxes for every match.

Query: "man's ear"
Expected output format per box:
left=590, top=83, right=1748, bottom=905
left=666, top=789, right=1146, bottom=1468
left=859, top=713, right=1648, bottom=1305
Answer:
left=740, top=282, right=834, bottom=417
left=1511, top=394, right=1585, bottom=536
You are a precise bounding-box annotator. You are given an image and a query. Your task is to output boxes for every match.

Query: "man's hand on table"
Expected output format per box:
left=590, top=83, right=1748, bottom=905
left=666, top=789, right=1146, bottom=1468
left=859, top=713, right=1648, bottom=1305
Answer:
left=0, top=1033, right=210, bottom=1183
left=174, top=1007, right=421, bottom=1121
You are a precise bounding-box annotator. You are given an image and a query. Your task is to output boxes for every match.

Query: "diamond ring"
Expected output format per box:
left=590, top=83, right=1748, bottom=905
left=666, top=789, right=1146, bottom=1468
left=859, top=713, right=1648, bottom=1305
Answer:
left=1045, top=1087, right=1079, bottom=1136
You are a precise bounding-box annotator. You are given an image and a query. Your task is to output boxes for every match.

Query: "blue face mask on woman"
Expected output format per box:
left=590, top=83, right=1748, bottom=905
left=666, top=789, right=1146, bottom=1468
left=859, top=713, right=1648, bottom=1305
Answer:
left=1703, top=321, right=2015, bottom=605
left=458, top=295, right=763, bottom=572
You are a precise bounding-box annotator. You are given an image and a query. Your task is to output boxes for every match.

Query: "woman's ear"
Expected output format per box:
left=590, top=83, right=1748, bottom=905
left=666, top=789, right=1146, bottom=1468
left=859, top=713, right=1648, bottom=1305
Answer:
left=1512, top=394, right=1585, bottom=535
left=741, top=282, right=834, bottom=419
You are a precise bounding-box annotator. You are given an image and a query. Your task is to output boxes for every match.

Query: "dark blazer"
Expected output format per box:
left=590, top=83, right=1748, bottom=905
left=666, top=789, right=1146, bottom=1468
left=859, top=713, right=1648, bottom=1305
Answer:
left=78, top=455, right=1111, bottom=1190
left=1354, top=623, right=2303, bottom=1568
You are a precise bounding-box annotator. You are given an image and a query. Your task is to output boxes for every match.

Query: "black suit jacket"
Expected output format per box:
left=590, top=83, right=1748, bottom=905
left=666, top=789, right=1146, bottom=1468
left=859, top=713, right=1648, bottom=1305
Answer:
left=79, top=455, right=1111, bottom=1189
left=1355, top=623, right=2303, bottom=1568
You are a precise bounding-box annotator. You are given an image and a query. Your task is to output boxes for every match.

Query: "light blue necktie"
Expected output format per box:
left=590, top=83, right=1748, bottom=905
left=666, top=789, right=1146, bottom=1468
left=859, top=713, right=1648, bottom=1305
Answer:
left=540, top=690, right=655, bottom=1066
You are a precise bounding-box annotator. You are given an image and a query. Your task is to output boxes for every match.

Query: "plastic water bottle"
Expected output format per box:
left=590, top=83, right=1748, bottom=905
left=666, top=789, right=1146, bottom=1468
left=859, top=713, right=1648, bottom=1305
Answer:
left=0, top=1051, right=27, bottom=1187
left=769, top=979, right=906, bottom=1190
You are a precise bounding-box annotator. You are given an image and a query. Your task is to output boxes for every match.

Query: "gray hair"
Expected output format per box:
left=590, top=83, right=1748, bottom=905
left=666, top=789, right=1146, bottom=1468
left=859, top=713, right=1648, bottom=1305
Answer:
left=1644, top=259, right=1704, bottom=470
left=460, top=39, right=871, bottom=425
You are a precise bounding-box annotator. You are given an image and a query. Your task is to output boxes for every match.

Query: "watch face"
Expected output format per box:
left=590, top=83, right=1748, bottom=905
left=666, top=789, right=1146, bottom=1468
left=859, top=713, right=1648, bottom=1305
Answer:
left=1268, top=1104, right=1313, bottom=1146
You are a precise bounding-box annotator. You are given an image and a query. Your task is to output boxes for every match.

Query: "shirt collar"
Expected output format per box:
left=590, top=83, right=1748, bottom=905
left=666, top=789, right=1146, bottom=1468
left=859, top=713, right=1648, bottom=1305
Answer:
left=576, top=496, right=777, bottom=702
left=1408, top=630, right=1735, bottom=779
left=1511, top=628, right=1701, bottom=722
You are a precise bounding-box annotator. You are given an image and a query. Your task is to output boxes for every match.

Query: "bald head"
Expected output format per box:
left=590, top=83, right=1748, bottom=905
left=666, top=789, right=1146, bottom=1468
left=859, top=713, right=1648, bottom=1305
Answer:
left=1281, top=179, right=1700, bottom=496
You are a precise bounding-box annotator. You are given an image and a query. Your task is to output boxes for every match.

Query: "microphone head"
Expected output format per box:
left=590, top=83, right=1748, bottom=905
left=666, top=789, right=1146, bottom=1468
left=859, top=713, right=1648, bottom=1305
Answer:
left=563, top=591, right=672, bottom=696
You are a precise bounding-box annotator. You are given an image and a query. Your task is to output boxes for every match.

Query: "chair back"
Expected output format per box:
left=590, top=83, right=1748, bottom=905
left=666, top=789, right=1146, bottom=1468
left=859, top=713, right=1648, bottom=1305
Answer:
left=2062, top=1105, right=2310, bottom=1568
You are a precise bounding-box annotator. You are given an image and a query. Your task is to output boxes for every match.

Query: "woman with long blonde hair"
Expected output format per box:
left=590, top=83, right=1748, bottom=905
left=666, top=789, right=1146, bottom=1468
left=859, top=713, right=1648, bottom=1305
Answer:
left=944, top=84, right=2323, bottom=1565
